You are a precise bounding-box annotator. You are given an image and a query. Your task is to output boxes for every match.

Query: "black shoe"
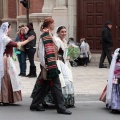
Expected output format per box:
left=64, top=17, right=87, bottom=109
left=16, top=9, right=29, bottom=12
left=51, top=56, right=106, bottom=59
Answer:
left=99, top=66, right=107, bottom=68
left=57, top=110, right=72, bottom=115
left=18, top=73, right=22, bottom=76
left=26, top=66, right=32, bottom=77
left=21, top=73, right=26, bottom=77
left=28, top=66, right=37, bottom=78
left=30, top=106, right=45, bottom=111
left=42, top=102, right=49, bottom=108
left=2, top=103, right=10, bottom=106
left=28, top=74, right=37, bottom=78
left=26, top=73, right=31, bottom=77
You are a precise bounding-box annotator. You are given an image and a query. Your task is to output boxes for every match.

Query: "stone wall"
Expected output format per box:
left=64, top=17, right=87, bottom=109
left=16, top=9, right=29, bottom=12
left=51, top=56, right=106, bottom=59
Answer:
left=0, top=0, right=77, bottom=60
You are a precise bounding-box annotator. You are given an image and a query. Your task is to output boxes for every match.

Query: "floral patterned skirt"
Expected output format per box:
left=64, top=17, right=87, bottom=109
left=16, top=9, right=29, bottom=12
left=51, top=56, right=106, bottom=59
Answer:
left=45, top=82, right=75, bottom=107
left=111, top=81, right=120, bottom=110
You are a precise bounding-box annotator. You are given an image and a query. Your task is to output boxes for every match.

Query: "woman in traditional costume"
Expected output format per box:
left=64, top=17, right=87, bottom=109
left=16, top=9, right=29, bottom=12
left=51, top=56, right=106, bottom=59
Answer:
left=0, top=22, right=34, bottom=104
left=106, top=48, right=120, bottom=112
left=53, top=26, right=75, bottom=107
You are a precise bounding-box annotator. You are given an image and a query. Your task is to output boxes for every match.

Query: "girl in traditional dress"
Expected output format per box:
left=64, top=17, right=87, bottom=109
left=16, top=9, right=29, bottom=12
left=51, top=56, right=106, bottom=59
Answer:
left=54, top=26, right=75, bottom=107
left=0, top=22, right=34, bottom=104
left=106, top=48, right=120, bottom=112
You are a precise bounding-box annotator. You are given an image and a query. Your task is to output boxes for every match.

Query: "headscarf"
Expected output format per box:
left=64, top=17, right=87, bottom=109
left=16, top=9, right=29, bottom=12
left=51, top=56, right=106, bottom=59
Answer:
left=0, top=22, right=9, bottom=90
left=106, top=48, right=120, bottom=106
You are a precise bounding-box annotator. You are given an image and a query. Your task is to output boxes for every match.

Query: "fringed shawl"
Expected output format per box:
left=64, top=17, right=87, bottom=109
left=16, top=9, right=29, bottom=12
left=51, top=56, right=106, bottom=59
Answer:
left=41, top=31, right=60, bottom=79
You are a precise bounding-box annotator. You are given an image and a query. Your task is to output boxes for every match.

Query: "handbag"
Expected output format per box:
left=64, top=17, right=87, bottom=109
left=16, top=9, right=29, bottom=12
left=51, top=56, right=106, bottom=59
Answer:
left=99, top=85, right=107, bottom=102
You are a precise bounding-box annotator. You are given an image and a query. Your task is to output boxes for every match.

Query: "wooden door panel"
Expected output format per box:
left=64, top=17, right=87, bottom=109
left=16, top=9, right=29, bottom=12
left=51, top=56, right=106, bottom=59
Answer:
left=77, top=0, right=110, bottom=51
left=84, top=0, right=106, bottom=50
left=116, top=0, right=120, bottom=48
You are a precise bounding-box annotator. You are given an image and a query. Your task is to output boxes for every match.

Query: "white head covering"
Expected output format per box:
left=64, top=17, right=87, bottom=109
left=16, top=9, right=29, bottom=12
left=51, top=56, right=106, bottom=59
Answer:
left=0, top=22, right=9, bottom=90
left=53, top=26, right=66, bottom=51
left=106, top=48, right=120, bottom=106
left=53, top=26, right=68, bottom=62
left=80, top=41, right=88, bottom=57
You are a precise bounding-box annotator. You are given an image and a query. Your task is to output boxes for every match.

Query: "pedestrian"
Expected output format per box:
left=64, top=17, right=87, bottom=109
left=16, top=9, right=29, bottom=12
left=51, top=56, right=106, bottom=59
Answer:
left=0, top=22, right=35, bottom=104
left=15, top=27, right=26, bottom=77
left=106, top=48, right=120, bottom=112
left=99, top=21, right=113, bottom=68
left=53, top=26, right=75, bottom=107
left=24, top=22, right=37, bottom=77
left=31, top=26, right=75, bottom=108
left=30, top=18, right=72, bottom=115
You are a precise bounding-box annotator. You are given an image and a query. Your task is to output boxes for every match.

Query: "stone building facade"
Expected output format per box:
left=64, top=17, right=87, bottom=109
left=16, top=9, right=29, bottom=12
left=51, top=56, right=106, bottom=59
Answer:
left=0, top=0, right=76, bottom=60
left=0, top=0, right=76, bottom=41
left=1, top=0, right=120, bottom=52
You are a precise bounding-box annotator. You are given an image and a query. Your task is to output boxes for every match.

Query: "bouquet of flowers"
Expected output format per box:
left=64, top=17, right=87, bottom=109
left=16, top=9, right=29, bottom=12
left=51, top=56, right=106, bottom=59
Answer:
left=67, top=46, right=80, bottom=60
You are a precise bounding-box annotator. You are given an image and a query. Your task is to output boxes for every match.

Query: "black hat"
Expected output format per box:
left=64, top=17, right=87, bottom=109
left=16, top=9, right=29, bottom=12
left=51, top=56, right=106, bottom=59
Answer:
left=105, top=21, right=112, bottom=26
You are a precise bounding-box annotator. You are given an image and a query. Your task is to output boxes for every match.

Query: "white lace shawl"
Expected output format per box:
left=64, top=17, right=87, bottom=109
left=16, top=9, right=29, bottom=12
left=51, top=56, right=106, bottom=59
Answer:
left=38, top=38, right=46, bottom=68
left=0, top=22, right=11, bottom=91
left=0, top=38, right=4, bottom=87
left=53, top=36, right=68, bottom=61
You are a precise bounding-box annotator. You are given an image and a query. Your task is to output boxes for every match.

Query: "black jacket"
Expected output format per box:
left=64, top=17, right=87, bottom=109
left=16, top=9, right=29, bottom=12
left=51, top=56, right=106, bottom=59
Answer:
left=101, top=26, right=113, bottom=48
left=24, top=30, right=36, bottom=48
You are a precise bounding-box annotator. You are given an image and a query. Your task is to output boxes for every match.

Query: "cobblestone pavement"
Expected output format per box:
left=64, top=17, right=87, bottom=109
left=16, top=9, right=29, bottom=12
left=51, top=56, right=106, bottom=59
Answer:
left=14, top=61, right=109, bottom=96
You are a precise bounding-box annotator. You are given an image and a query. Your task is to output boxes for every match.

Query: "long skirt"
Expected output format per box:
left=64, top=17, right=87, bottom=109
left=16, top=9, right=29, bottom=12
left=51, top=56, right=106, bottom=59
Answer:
left=31, top=74, right=75, bottom=107
left=31, top=62, right=75, bottom=107
left=111, top=83, right=120, bottom=110
left=0, top=56, right=22, bottom=103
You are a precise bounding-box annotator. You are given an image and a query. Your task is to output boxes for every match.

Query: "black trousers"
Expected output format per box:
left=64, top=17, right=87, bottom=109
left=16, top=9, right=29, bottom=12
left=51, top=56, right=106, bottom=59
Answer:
left=99, top=47, right=112, bottom=66
left=26, top=48, right=36, bottom=67
left=31, top=77, right=66, bottom=112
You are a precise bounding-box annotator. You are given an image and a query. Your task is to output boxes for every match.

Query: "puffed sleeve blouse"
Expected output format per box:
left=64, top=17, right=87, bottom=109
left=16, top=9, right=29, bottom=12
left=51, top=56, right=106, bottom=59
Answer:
left=4, top=41, right=17, bottom=57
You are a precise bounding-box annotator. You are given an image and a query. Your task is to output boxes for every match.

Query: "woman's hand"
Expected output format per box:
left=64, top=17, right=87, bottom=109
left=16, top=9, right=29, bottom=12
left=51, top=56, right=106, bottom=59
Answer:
left=28, top=35, right=35, bottom=41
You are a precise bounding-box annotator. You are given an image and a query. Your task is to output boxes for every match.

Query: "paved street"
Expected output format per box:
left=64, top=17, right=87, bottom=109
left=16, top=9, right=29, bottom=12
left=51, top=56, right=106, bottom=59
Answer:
left=17, top=61, right=108, bottom=96
left=0, top=96, right=120, bottom=120
left=1, top=60, right=120, bottom=120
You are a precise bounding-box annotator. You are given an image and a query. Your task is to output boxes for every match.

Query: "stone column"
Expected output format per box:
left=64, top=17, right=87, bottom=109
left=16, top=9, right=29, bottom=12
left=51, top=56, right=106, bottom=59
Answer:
left=0, top=0, right=3, bottom=19
left=56, top=0, right=67, bottom=7
left=68, top=0, right=77, bottom=41
left=42, top=0, right=56, bottom=13
left=52, top=0, right=68, bottom=39
left=3, top=0, right=8, bottom=19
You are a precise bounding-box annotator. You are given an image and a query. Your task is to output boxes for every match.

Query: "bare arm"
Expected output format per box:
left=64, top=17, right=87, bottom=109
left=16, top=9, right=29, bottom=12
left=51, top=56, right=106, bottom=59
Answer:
left=17, top=35, right=35, bottom=47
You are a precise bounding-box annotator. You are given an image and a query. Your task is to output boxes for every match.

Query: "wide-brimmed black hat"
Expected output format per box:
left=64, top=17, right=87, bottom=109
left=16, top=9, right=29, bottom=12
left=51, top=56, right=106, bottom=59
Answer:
left=105, top=21, right=112, bottom=26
